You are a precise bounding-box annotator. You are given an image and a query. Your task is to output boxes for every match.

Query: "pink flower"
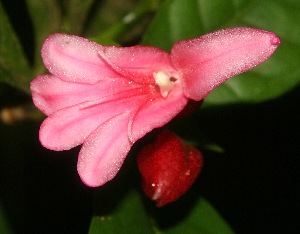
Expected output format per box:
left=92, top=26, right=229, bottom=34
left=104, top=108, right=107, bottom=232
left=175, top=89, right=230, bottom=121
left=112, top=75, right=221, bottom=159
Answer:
left=31, top=27, right=280, bottom=187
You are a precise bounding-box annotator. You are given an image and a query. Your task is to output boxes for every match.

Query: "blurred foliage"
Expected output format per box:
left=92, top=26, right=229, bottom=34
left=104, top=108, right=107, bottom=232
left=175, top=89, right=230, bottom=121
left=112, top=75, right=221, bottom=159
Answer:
left=0, top=0, right=299, bottom=233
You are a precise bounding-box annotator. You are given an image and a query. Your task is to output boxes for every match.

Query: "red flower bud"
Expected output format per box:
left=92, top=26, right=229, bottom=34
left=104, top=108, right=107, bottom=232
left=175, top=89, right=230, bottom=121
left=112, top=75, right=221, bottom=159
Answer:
left=137, top=131, right=203, bottom=207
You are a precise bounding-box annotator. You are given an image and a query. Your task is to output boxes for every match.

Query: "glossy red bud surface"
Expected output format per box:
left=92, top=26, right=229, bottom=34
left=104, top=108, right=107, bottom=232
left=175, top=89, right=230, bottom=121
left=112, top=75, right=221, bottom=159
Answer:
left=137, top=131, right=203, bottom=207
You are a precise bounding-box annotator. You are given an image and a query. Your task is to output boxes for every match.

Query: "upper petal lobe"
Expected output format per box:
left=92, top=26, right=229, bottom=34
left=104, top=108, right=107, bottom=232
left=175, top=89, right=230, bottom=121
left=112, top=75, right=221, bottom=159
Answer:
left=42, top=34, right=120, bottom=84
left=98, top=45, right=175, bottom=84
left=171, top=27, right=280, bottom=100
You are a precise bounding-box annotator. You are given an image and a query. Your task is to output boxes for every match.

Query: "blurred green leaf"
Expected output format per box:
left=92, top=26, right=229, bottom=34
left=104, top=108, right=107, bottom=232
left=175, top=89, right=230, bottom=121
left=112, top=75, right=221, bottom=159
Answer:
left=0, top=203, right=12, bottom=234
left=160, top=197, right=234, bottom=234
left=61, top=0, right=95, bottom=34
left=84, top=0, right=137, bottom=38
left=142, top=0, right=300, bottom=106
left=90, top=0, right=159, bottom=46
left=0, top=2, right=33, bottom=94
left=85, top=0, right=152, bottom=45
left=88, top=189, right=155, bottom=234
left=88, top=185, right=234, bottom=233
left=26, top=0, right=62, bottom=74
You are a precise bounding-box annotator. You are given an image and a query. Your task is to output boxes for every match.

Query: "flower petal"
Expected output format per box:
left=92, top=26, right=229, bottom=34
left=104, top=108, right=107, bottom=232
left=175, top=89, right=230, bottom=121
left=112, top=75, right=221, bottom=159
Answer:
left=129, top=84, right=188, bottom=142
left=99, top=45, right=175, bottom=84
left=31, top=74, right=139, bottom=115
left=42, top=34, right=120, bottom=84
left=171, top=27, right=280, bottom=100
left=39, top=91, right=147, bottom=151
left=77, top=112, right=132, bottom=187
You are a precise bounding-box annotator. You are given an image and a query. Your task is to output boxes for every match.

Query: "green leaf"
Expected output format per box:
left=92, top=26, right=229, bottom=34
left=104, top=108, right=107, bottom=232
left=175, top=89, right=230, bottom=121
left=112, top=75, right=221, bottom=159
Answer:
left=159, top=197, right=234, bottom=234
left=26, top=0, right=62, bottom=74
left=142, top=0, right=300, bottom=106
left=0, top=203, right=12, bottom=234
left=88, top=185, right=233, bottom=233
left=0, top=2, right=33, bottom=94
left=88, top=189, right=155, bottom=234
left=84, top=0, right=150, bottom=44
left=89, top=0, right=161, bottom=46
left=60, top=0, right=95, bottom=34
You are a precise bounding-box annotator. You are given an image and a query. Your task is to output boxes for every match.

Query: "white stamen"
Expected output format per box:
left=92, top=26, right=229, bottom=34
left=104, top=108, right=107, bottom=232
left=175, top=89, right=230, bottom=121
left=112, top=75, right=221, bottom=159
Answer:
left=154, top=71, right=175, bottom=98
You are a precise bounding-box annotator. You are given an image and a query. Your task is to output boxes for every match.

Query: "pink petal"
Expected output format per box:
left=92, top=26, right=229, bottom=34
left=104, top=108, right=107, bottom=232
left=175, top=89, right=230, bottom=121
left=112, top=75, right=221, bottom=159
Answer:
left=129, top=84, right=188, bottom=142
left=31, top=74, right=140, bottom=115
left=99, top=45, right=175, bottom=84
left=42, top=34, right=120, bottom=84
left=171, top=27, right=280, bottom=100
left=77, top=112, right=132, bottom=187
left=39, top=90, right=147, bottom=151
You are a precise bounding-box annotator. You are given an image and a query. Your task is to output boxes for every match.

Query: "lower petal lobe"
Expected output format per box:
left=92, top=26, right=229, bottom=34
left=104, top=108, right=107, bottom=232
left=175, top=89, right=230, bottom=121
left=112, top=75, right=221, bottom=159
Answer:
left=77, top=112, right=132, bottom=187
